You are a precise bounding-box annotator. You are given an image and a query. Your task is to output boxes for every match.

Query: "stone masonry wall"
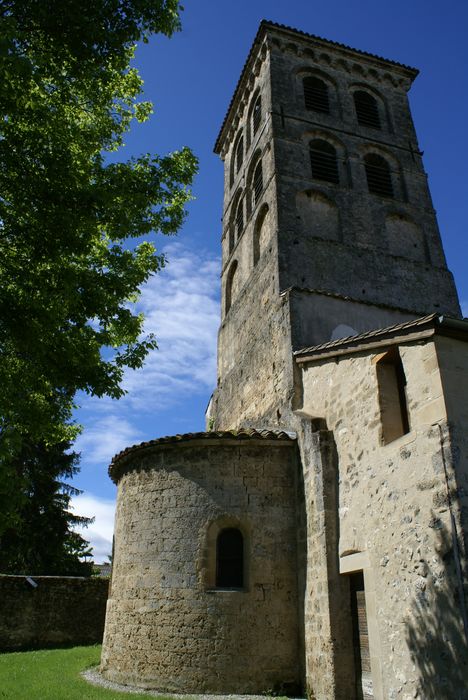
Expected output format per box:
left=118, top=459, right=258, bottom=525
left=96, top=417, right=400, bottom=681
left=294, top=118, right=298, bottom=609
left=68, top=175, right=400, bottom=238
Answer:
left=0, top=575, right=109, bottom=650
left=437, top=335, right=468, bottom=558
left=268, top=30, right=460, bottom=318
left=298, top=339, right=468, bottom=699
left=101, top=437, right=301, bottom=694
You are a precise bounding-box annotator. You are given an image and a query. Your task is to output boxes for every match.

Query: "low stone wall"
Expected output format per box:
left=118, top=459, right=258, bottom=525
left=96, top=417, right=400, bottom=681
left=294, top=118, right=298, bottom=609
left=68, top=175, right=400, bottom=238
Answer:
left=0, top=575, right=109, bottom=651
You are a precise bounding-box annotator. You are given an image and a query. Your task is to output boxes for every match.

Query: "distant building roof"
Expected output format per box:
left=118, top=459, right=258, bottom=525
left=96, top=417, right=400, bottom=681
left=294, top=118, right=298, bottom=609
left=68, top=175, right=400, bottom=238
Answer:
left=295, top=314, right=468, bottom=364
left=214, top=19, right=419, bottom=153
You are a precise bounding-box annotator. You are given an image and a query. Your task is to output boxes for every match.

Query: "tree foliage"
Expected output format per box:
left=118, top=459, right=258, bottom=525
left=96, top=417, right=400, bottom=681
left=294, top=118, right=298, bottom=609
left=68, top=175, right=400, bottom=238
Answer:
left=0, top=1, right=197, bottom=560
left=0, top=0, right=198, bottom=456
left=0, top=440, right=94, bottom=575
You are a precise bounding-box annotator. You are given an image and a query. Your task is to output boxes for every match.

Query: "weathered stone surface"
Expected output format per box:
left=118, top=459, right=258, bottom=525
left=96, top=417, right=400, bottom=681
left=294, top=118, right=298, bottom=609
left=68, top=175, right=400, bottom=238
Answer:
left=101, top=437, right=301, bottom=694
left=0, top=575, right=108, bottom=650
left=297, top=339, right=468, bottom=698
left=104, top=21, right=468, bottom=700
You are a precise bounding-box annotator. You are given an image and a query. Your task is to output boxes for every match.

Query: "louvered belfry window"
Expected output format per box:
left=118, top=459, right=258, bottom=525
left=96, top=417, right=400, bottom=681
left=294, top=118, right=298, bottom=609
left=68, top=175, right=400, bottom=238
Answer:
left=364, top=153, right=394, bottom=197
left=253, top=161, right=263, bottom=206
left=235, top=197, right=244, bottom=237
left=303, top=76, right=330, bottom=113
left=309, top=140, right=339, bottom=184
left=252, top=95, right=262, bottom=135
left=354, top=90, right=381, bottom=129
left=235, top=136, right=244, bottom=173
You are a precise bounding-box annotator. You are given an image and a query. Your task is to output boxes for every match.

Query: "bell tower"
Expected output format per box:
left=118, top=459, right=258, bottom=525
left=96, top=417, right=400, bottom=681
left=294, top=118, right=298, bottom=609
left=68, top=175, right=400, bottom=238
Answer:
left=209, top=21, right=460, bottom=431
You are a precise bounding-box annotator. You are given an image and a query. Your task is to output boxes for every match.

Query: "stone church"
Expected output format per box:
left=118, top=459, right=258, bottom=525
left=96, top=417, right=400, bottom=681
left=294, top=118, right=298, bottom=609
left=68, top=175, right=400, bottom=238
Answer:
left=100, top=21, right=468, bottom=700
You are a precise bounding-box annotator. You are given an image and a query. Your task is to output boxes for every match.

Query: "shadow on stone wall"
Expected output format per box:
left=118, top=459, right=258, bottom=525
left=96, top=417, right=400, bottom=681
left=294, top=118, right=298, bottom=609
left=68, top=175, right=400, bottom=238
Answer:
left=405, top=520, right=468, bottom=700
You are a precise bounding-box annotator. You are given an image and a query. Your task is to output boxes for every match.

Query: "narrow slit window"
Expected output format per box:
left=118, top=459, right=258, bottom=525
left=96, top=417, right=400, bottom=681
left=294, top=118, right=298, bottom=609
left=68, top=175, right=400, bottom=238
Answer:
left=252, top=95, right=262, bottom=135
left=235, top=197, right=244, bottom=238
left=310, top=140, right=339, bottom=184
left=354, top=91, right=381, bottom=129
left=303, top=77, right=329, bottom=113
left=376, top=347, right=410, bottom=444
left=235, top=136, right=244, bottom=174
left=225, top=261, right=237, bottom=314
left=228, top=225, right=235, bottom=254
left=253, top=161, right=263, bottom=206
left=216, top=528, right=244, bottom=588
left=364, top=153, right=393, bottom=197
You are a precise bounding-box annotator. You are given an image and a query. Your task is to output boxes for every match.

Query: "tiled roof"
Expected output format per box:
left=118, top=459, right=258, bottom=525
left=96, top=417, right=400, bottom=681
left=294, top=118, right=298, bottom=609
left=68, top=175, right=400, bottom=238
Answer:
left=295, top=313, right=468, bottom=362
left=263, top=20, right=418, bottom=72
left=109, top=429, right=296, bottom=482
left=214, top=20, right=418, bottom=153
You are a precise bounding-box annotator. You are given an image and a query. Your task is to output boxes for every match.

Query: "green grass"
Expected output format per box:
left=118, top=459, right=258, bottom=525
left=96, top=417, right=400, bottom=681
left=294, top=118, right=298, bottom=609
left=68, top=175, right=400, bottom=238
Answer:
left=0, top=645, right=173, bottom=700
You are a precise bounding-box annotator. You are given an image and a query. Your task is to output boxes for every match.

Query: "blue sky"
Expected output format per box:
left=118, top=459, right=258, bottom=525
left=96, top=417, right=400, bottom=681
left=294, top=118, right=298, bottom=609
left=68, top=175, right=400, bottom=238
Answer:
left=71, top=1, right=468, bottom=561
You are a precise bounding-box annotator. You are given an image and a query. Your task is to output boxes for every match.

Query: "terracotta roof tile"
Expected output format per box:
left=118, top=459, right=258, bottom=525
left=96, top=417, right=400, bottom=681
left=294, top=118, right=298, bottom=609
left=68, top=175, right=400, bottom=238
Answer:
left=109, top=429, right=296, bottom=482
left=295, top=314, right=439, bottom=359
left=294, top=313, right=468, bottom=362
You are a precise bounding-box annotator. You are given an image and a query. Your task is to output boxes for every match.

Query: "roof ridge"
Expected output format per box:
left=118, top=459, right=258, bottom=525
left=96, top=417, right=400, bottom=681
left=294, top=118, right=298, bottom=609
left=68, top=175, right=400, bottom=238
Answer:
left=109, top=428, right=296, bottom=480
left=261, top=20, right=418, bottom=73
left=294, top=313, right=440, bottom=358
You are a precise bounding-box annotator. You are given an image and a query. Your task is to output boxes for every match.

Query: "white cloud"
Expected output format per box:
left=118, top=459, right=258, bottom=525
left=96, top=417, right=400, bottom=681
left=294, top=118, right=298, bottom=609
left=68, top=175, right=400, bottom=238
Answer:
left=75, top=241, right=220, bottom=465
left=71, top=493, right=116, bottom=564
left=74, top=414, right=143, bottom=465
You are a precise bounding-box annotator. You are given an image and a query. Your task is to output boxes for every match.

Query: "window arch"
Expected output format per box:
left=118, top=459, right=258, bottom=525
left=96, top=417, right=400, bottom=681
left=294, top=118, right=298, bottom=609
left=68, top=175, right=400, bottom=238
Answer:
left=252, top=94, right=262, bottom=136
left=225, top=260, right=238, bottom=314
left=354, top=90, right=381, bottom=129
left=228, top=224, right=235, bottom=255
left=252, top=160, right=263, bottom=207
left=309, top=140, right=339, bottom=184
left=228, top=190, right=243, bottom=253
left=364, top=153, right=393, bottom=197
left=303, top=76, right=329, bottom=113
left=234, top=196, right=244, bottom=239
left=230, top=131, right=244, bottom=187
left=235, top=135, right=244, bottom=174
left=253, top=204, right=269, bottom=266
left=216, top=528, right=244, bottom=588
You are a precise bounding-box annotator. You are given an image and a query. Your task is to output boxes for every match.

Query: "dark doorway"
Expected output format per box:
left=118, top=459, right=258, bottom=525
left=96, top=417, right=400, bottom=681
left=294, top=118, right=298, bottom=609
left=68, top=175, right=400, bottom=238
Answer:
left=350, top=572, right=373, bottom=699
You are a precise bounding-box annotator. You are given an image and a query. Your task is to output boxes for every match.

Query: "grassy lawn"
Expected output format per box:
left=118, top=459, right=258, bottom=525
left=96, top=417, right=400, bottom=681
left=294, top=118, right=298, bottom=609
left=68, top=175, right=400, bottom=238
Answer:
left=0, top=645, right=172, bottom=700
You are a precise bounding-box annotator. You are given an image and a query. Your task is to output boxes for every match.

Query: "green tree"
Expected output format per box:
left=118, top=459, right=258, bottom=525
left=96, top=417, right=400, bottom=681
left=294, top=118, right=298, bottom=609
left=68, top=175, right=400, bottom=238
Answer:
left=0, top=441, right=94, bottom=575
left=0, top=1, right=197, bottom=545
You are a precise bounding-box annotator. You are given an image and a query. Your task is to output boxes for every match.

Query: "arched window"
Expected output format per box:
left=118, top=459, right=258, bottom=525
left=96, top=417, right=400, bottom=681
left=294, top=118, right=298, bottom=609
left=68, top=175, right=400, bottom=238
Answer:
left=253, top=160, right=263, bottom=207
left=235, top=196, right=244, bottom=238
left=364, top=153, right=393, bottom=197
left=230, top=132, right=243, bottom=187
left=253, top=204, right=268, bottom=266
left=235, top=135, right=244, bottom=174
left=376, top=348, right=409, bottom=443
left=252, top=95, right=262, bottom=135
left=225, top=260, right=238, bottom=314
left=303, top=77, right=329, bottom=113
left=228, top=224, right=235, bottom=255
left=309, top=140, right=339, bottom=184
left=216, top=528, right=244, bottom=588
left=354, top=91, right=381, bottom=129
